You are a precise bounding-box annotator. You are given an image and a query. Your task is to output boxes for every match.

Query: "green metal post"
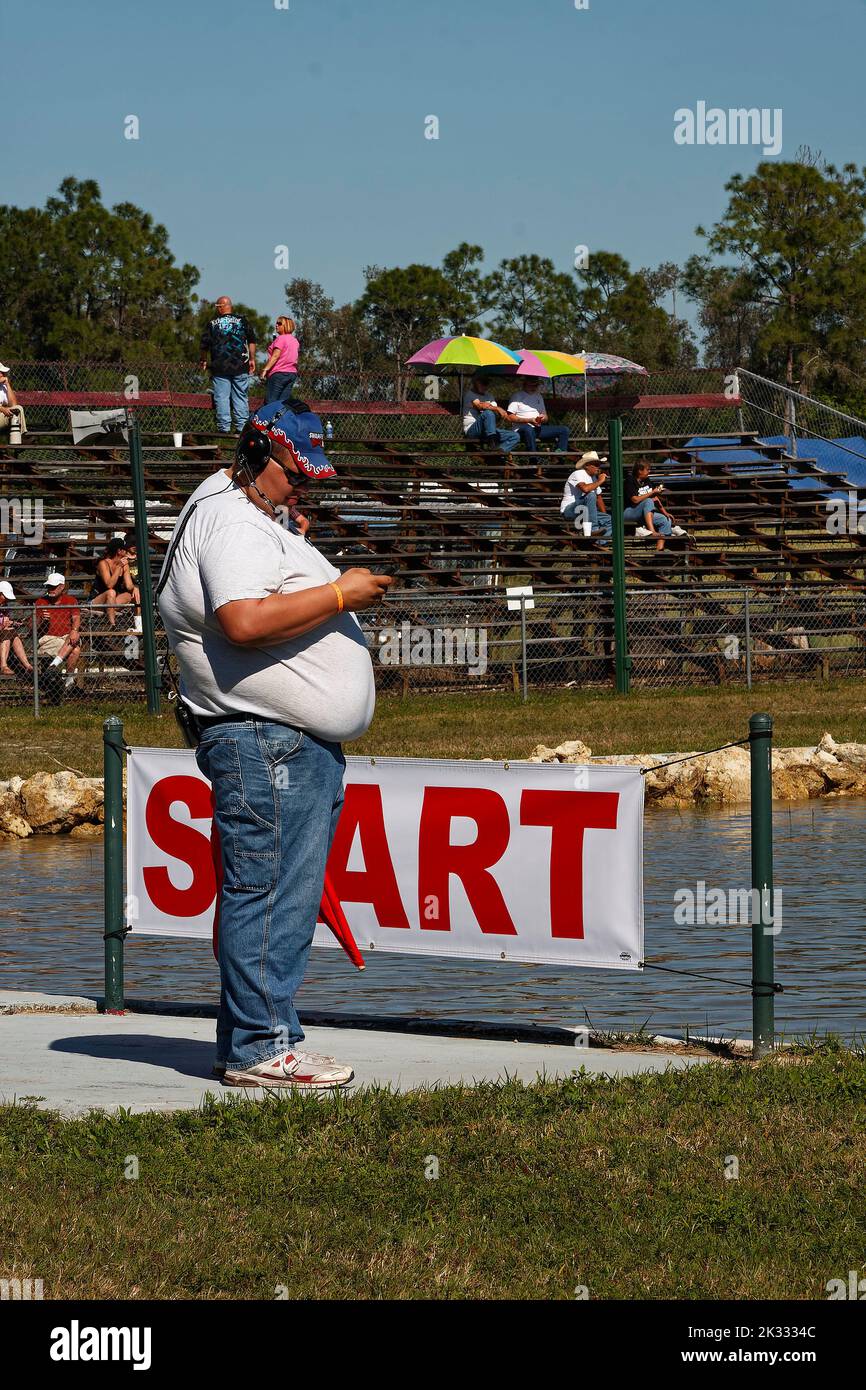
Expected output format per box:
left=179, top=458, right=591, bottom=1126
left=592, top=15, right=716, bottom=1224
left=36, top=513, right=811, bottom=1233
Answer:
left=749, top=712, right=775, bottom=1057
left=520, top=595, right=528, bottom=702
left=128, top=415, right=161, bottom=714
left=103, top=716, right=125, bottom=1013
left=608, top=415, right=630, bottom=694
left=31, top=606, right=40, bottom=719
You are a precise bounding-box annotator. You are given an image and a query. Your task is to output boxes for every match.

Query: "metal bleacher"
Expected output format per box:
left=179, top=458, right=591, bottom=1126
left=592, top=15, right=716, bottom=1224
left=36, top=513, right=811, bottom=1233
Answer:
left=3, top=422, right=865, bottom=594
left=1, top=386, right=865, bottom=700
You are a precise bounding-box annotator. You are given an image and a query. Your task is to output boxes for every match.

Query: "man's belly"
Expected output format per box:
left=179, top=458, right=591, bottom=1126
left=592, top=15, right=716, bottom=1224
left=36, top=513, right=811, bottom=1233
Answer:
left=179, top=626, right=376, bottom=744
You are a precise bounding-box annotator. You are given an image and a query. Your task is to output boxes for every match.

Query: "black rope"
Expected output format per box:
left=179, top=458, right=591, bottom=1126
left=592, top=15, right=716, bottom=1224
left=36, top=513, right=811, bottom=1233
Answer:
left=104, top=739, right=132, bottom=759
left=640, top=737, right=750, bottom=775
left=642, top=960, right=783, bottom=993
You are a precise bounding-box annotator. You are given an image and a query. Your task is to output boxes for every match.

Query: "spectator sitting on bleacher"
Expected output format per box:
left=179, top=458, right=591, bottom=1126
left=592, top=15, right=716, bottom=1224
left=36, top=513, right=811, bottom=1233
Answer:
left=561, top=451, right=612, bottom=541
left=462, top=375, right=520, bottom=455
left=0, top=362, right=26, bottom=440
left=122, top=531, right=143, bottom=632
left=506, top=377, right=570, bottom=454
left=0, top=580, right=33, bottom=678
left=625, top=460, right=687, bottom=553
left=90, top=538, right=134, bottom=628
left=36, top=574, right=81, bottom=689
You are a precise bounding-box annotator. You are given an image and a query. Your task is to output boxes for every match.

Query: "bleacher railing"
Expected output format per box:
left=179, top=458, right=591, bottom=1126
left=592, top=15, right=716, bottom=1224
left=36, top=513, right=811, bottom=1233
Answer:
left=737, top=367, right=866, bottom=470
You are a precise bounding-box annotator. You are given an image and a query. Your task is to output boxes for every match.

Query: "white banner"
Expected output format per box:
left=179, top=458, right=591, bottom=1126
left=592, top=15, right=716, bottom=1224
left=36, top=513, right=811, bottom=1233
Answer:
left=126, top=749, right=644, bottom=971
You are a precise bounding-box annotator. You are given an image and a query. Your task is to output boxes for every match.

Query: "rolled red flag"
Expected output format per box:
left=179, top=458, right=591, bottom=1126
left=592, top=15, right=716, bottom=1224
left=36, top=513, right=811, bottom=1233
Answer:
left=319, top=869, right=365, bottom=970
left=209, top=805, right=364, bottom=970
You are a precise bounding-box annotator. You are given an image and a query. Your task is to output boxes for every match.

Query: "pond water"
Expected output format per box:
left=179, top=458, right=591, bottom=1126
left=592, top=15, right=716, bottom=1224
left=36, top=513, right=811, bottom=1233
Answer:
left=0, top=800, right=863, bottom=1040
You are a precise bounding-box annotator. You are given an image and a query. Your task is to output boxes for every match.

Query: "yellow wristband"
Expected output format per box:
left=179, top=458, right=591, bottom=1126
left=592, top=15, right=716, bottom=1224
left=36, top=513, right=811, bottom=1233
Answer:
left=329, top=581, right=344, bottom=614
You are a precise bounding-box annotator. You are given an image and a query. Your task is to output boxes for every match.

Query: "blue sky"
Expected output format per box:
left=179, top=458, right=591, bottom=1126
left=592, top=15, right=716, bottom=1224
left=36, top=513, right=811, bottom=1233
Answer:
left=6, top=0, right=866, bottom=333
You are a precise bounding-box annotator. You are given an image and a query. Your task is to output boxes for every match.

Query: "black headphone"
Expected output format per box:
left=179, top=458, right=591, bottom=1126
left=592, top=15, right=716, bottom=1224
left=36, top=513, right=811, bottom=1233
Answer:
left=235, top=419, right=277, bottom=478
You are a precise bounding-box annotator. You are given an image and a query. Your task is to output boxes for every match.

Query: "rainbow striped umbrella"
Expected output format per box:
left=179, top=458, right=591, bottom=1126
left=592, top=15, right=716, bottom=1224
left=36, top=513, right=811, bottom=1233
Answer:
left=484, top=347, right=587, bottom=379
left=406, top=335, right=521, bottom=370
left=521, top=348, right=586, bottom=377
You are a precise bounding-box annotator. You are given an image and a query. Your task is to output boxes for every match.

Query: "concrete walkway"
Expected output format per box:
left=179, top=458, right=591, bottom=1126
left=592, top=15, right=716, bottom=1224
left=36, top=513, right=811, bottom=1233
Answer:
left=0, top=992, right=711, bottom=1116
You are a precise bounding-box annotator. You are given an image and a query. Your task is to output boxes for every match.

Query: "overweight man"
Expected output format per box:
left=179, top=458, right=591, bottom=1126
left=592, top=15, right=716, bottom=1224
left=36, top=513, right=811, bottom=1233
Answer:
left=158, top=400, right=393, bottom=1089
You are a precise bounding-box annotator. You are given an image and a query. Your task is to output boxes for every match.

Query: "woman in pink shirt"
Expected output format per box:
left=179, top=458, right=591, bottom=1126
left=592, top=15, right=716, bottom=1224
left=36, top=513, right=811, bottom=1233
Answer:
left=261, top=315, right=300, bottom=404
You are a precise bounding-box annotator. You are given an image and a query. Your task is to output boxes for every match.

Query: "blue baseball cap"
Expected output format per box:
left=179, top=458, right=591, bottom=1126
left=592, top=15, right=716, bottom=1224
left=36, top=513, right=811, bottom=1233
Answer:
left=248, top=400, right=336, bottom=479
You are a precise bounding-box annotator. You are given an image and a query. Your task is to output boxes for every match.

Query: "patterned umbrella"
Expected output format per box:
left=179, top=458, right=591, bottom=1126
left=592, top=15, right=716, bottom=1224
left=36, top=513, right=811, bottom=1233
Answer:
left=406, top=335, right=521, bottom=369
left=571, top=351, right=648, bottom=431
left=579, top=352, right=648, bottom=375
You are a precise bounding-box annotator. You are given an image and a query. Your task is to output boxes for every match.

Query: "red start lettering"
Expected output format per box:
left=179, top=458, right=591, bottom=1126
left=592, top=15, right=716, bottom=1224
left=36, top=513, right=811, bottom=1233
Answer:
left=143, top=776, right=216, bottom=917
left=417, top=786, right=517, bottom=934
left=142, top=775, right=622, bottom=942
left=520, top=790, right=619, bottom=938
left=326, top=783, right=411, bottom=929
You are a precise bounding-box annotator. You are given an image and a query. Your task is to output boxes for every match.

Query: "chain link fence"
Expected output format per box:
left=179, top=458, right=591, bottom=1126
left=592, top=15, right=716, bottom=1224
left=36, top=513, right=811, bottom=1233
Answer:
left=12, top=571, right=852, bottom=705
left=2, top=583, right=863, bottom=712
left=364, top=584, right=866, bottom=694
left=0, top=600, right=147, bottom=712
left=8, top=361, right=740, bottom=444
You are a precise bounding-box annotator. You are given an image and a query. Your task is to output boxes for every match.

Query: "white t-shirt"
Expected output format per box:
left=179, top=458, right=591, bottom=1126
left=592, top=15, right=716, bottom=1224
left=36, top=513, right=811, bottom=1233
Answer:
left=158, top=471, right=375, bottom=743
left=507, top=390, right=544, bottom=422
left=462, top=388, right=498, bottom=431
left=561, top=469, right=595, bottom=513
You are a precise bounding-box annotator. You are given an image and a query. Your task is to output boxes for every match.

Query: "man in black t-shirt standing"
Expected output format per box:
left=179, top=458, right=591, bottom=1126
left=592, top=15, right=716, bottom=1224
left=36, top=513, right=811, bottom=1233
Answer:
left=199, top=295, right=257, bottom=435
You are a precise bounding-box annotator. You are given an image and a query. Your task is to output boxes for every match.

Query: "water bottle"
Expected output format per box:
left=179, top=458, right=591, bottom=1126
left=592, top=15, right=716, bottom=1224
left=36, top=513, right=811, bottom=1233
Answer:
left=325, top=419, right=334, bottom=441
left=8, top=409, right=22, bottom=446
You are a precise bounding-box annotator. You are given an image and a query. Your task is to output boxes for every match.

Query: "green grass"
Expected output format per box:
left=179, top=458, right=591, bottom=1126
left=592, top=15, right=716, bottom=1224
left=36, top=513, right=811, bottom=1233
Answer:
left=2, top=677, right=864, bottom=780
left=1, top=1054, right=864, bottom=1299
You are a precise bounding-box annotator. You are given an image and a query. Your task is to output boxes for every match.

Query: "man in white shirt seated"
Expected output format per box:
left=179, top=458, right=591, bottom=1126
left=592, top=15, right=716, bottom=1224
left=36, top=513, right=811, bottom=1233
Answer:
left=461, top=375, right=520, bottom=455
left=506, top=377, right=570, bottom=455
left=560, top=450, right=612, bottom=542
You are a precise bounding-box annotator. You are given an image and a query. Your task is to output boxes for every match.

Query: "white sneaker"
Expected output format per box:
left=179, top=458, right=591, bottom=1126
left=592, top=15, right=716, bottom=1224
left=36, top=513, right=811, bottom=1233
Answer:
left=671, top=525, right=687, bottom=537
left=634, top=525, right=652, bottom=539
left=223, top=1048, right=354, bottom=1089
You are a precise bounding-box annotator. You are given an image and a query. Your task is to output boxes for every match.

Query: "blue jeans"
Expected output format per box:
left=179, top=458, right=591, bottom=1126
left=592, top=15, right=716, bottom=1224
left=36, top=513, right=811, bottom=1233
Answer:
left=562, top=490, right=612, bottom=533
left=465, top=411, right=520, bottom=454
left=623, top=499, right=672, bottom=536
left=195, top=720, right=346, bottom=1069
left=211, top=373, right=250, bottom=432
left=265, top=371, right=298, bottom=404
left=517, top=422, right=570, bottom=453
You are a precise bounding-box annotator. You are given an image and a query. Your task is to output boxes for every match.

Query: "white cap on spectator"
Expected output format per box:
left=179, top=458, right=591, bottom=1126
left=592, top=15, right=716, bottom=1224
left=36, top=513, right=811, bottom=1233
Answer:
left=0, top=362, right=10, bottom=373
left=579, top=450, right=608, bottom=466
left=0, top=580, right=15, bottom=599
left=45, top=572, right=66, bottom=587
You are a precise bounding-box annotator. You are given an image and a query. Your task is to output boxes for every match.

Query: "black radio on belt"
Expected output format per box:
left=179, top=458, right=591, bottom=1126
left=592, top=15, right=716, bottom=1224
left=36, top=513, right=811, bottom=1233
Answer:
left=171, top=694, right=203, bottom=749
